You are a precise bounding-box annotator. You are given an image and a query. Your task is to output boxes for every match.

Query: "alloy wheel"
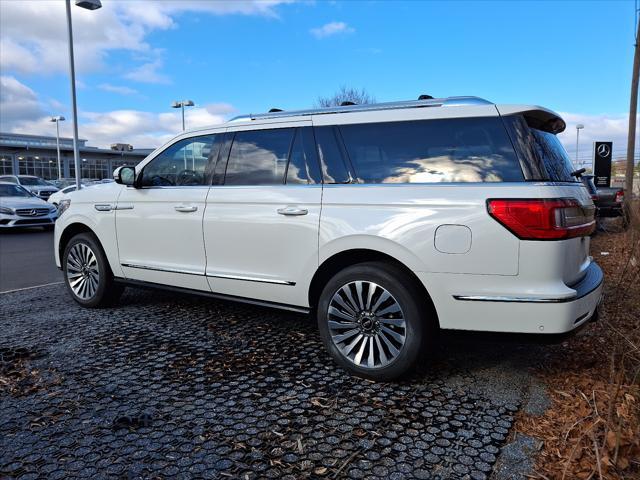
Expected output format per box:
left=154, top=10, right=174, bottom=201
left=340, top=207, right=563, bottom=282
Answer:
left=66, top=243, right=100, bottom=300
left=328, top=281, right=406, bottom=369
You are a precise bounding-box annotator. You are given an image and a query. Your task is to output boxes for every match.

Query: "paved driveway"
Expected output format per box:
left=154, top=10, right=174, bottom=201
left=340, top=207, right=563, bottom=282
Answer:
left=0, top=285, right=547, bottom=479
left=0, top=230, right=61, bottom=292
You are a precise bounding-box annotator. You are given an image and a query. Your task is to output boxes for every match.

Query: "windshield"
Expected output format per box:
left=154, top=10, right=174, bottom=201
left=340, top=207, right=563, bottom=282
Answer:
left=0, top=184, right=32, bottom=197
left=19, top=177, right=50, bottom=186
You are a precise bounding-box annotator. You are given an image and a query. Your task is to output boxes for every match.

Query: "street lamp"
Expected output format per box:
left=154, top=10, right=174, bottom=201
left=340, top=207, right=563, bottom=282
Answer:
left=171, top=100, right=195, bottom=131
left=575, top=124, right=584, bottom=167
left=65, top=0, right=102, bottom=191
left=50, top=116, right=65, bottom=179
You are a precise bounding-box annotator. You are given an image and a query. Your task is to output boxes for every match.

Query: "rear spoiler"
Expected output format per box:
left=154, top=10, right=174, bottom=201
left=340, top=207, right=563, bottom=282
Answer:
left=496, top=105, right=566, bottom=134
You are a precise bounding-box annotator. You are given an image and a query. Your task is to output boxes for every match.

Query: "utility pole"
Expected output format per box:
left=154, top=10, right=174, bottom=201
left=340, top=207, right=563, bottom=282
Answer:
left=625, top=14, right=639, bottom=215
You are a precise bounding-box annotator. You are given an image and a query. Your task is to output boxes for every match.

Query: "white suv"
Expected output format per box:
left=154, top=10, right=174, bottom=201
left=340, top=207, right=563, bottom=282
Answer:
left=54, top=96, right=603, bottom=380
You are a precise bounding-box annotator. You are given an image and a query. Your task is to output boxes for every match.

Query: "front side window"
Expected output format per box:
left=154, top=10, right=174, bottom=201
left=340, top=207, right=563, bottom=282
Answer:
left=338, top=117, right=523, bottom=183
left=140, top=135, right=220, bottom=187
left=224, top=128, right=294, bottom=185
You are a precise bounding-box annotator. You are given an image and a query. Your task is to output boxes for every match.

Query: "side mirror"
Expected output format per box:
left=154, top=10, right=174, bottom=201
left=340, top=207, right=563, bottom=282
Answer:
left=113, top=166, right=136, bottom=186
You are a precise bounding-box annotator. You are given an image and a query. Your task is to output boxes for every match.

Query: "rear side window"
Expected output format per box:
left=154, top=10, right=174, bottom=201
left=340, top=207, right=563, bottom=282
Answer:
left=337, top=117, right=523, bottom=183
left=225, top=128, right=294, bottom=185
left=313, top=126, right=352, bottom=184
left=286, top=128, right=322, bottom=184
left=502, top=114, right=578, bottom=183
left=223, top=127, right=321, bottom=185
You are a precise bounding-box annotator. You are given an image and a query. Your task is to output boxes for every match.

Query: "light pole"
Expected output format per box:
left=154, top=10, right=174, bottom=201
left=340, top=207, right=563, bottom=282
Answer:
left=65, top=0, right=102, bottom=191
left=171, top=100, right=195, bottom=131
left=50, top=116, right=65, bottom=179
left=575, top=124, right=584, bottom=167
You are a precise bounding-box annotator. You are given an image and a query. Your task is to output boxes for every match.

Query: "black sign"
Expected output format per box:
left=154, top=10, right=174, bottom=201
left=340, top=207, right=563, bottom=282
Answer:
left=593, top=141, right=612, bottom=187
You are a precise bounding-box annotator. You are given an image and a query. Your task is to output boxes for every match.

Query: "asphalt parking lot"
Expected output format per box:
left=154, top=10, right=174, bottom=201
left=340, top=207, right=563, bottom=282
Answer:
left=0, top=229, right=61, bottom=292
left=0, top=276, right=552, bottom=479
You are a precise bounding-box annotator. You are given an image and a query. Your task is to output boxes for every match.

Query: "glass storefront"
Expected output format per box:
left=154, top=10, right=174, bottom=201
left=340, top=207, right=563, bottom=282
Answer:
left=69, top=158, right=110, bottom=181
left=0, top=154, right=13, bottom=175
left=18, top=155, right=60, bottom=180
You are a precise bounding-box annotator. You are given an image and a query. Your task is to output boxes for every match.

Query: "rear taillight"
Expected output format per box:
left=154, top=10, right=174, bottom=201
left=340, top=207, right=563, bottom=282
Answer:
left=615, top=190, right=624, bottom=203
left=487, top=198, right=595, bottom=240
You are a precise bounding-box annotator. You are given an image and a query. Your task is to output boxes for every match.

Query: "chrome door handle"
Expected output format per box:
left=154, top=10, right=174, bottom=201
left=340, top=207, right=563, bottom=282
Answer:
left=277, top=206, right=308, bottom=216
left=174, top=205, right=198, bottom=213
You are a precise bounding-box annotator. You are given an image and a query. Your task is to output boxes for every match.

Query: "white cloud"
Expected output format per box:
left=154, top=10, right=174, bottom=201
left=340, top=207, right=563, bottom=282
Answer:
left=310, top=21, right=354, bottom=39
left=0, top=1, right=294, bottom=79
left=98, top=83, right=139, bottom=95
left=557, top=112, right=637, bottom=163
left=0, top=76, right=46, bottom=128
left=124, top=59, right=171, bottom=85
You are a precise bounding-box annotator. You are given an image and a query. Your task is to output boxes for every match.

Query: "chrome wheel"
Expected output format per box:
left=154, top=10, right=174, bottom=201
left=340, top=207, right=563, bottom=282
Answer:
left=328, top=281, right=406, bottom=369
left=66, top=243, right=100, bottom=300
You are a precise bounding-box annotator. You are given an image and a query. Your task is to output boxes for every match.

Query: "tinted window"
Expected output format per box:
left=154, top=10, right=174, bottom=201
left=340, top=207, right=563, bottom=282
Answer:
left=0, top=177, right=18, bottom=183
left=529, top=129, right=578, bottom=183
left=141, top=135, right=220, bottom=187
left=286, top=128, right=321, bottom=184
left=502, top=114, right=578, bottom=182
left=225, top=129, right=294, bottom=185
left=18, top=177, right=49, bottom=186
left=0, top=184, right=31, bottom=197
left=313, top=126, right=352, bottom=184
left=338, top=118, right=523, bottom=183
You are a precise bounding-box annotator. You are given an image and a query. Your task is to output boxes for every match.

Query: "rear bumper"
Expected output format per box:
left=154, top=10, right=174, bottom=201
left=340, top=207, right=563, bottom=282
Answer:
left=596, top=205, right=623, bottom=217
left=420, top=262, right=604, bottom=334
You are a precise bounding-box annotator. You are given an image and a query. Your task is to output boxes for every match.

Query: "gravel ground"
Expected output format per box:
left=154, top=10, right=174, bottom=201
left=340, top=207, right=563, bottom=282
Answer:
left=0, top=284, right=551, bottom=479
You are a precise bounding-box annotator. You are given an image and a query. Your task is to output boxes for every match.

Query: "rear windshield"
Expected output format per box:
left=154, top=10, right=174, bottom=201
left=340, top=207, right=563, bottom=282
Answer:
left=337, top=117, right=523, bottom=183
left=502, top=115, right=578, bottom=183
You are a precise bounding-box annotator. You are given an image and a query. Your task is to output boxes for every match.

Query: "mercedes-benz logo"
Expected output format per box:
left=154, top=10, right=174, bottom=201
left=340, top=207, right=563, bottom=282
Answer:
left=30, top=209, right=37, bottom=216
left=597, top=143, right=611, bottom=158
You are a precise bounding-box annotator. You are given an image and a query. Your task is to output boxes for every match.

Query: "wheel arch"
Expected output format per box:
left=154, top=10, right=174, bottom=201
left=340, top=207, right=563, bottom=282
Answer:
left=308, top=248, right=439, bottom=327
left=58, top=222, right=98, bottom=262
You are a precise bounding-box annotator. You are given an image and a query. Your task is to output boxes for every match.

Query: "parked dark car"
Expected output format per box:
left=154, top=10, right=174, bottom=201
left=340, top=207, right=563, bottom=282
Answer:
left=580, top=174, right=623, bottom=217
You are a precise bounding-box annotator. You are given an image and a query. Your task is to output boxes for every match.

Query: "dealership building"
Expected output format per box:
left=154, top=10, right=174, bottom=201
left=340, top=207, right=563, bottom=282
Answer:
left=0, top=132, right=153, bottom=181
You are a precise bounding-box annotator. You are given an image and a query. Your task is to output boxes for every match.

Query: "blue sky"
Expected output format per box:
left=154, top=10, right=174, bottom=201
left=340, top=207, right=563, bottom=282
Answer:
left=0, top=0, right=637, bottom=160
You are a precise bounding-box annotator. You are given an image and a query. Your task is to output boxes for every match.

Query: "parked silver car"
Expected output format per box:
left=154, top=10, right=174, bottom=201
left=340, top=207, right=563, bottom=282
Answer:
left=0, top=182, right=58, bottom=229
left=0, top=175, right=59, bottom=200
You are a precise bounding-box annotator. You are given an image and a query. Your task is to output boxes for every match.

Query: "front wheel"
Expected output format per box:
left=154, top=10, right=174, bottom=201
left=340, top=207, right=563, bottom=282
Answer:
left=317, top=262, right=433, bottom=381
left=63, top=232, right=123, bottom=308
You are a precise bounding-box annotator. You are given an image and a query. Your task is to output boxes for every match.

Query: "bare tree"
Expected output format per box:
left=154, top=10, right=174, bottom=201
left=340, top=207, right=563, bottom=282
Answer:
left=316, top=86, right=376, bottom=108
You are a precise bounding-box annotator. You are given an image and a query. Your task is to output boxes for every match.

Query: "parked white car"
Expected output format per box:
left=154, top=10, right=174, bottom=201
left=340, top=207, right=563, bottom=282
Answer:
left=0, top=175, right=59, bottom=200
left=54, top=96, right=603, bottom=380
left=0, top=182, right=58, bottom=229
left=48, top=184, right=86, bottom=207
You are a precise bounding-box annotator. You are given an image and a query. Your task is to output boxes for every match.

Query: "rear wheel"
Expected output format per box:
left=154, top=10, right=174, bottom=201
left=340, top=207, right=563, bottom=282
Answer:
left=63, top=232, right=123, bottom=308
left=317, top=261, right=433, bottom=381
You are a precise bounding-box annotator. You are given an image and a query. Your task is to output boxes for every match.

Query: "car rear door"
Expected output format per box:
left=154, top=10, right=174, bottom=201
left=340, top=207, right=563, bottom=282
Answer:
left=203, top=122, right=322, bottom=307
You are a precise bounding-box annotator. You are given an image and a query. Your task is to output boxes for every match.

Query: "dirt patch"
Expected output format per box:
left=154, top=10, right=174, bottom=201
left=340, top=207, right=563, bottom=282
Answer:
left=514, top=216, right=640, bottom=479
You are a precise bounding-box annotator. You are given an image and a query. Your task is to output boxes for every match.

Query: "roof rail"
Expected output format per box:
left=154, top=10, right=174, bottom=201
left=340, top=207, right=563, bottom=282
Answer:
left=228, top=96, right=492, bottom=123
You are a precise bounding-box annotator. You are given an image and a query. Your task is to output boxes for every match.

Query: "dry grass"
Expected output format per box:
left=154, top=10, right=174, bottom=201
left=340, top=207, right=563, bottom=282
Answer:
left=516, top=205, right=640, bottom=479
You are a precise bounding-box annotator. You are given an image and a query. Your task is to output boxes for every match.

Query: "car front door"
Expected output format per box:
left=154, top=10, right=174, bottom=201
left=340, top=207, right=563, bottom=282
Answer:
left=116, top=132, right=224, bottom=291
left=203, top=123, right=323, bottom=307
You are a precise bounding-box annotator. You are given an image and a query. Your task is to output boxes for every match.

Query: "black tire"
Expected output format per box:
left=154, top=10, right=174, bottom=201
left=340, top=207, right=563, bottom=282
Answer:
left=317, top=261, right=435, bottom=381
left=62, top=232, right=124, bottom=308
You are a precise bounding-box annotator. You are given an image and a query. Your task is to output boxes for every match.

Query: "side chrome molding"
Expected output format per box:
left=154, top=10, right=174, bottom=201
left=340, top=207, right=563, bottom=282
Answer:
left=121, top=263, right=296, bottom=286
